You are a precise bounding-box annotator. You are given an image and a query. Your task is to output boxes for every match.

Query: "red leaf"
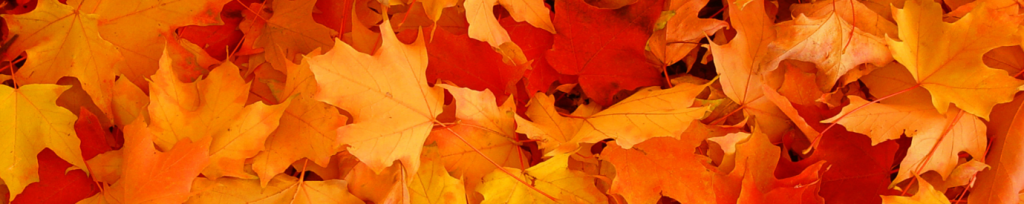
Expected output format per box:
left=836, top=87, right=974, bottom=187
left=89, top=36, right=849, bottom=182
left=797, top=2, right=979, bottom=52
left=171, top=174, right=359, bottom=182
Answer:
left=546, top=0, right=664, bottom=105
left=177, top=0, right=251, bottom=60
left=778, top=128, right=900, bottom=203
left=426, top=25, right=527, bottom=98
left=74, top=108, right=113, bottom=160
left=12, top=149, right=98, bottom=204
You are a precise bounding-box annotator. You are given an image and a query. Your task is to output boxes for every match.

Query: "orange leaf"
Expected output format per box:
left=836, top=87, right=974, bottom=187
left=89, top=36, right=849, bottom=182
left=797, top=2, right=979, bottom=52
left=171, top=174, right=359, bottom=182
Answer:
left=307, top=17, right=444, bottom=174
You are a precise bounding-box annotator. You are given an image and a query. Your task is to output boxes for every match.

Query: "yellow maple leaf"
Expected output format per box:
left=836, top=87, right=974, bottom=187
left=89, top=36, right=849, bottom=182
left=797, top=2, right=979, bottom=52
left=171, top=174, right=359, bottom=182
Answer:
left=187, top=175, right=364, bottom=203
left=498, top=0, right=556, bottom=33
left=887, top=0, right=1024, bottom=119
left=465, top=0, right=513, bottom=47
left=477, top=155, right=607, bottom=204
left=411, top=146, right=468, bottom=204
left=72, top=0, right=230, bottom=91
left=516, top=82, right=708, bottom=156
left=0, top=84, right=87, bottom=200
left=881, top=175, right=951, bottom=204
left=2, top=0, right=122, bottom=119
left=823, top=64, right=986, bottom=185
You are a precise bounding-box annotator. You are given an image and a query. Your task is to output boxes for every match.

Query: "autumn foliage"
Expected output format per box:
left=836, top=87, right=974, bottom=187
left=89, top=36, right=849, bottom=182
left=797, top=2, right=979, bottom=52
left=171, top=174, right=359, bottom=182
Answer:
left=0, top=0, right=1023, bottom=202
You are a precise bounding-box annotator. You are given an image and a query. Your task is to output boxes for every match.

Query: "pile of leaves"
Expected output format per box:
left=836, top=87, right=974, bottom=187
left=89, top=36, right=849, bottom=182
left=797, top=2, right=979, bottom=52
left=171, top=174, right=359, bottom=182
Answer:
left=0, top=0, right=1023, bottom=202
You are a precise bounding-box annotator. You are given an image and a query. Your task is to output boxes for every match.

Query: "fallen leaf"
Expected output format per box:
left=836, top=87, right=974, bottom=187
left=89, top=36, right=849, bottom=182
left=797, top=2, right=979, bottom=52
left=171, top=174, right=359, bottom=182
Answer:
left=546, top=0, right=665, bottom=106
left=308, top=17, right=444, bottom=174
left=887, top=0, right=1023, bottom=118
left=516, top=82, right=708, bottom=156
left=188, top=175, right=365, bottom=203
left=880, top=175, right=950, bottom=204
left=0, top=84, right=87, bottom=200
left=477, top=155, right=607, bottom=204
left=602, top=137, right=715, bottom=204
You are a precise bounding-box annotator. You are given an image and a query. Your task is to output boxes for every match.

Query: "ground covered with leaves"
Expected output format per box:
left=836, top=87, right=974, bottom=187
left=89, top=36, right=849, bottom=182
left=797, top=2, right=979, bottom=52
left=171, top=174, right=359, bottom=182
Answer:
left=0, top=0, right=1022, bottom=203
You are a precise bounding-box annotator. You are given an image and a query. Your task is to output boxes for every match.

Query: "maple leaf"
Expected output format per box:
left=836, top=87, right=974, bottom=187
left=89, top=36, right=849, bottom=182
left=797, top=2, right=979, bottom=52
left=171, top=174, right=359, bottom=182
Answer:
left=75, top=108, right=115, bottom=160
left=500, top=15, right=561, bottom=95
left=790, top=0, right=898, bottom=38
left=465, top=0, right=513, bottom=47
left=73, top=0, right=231, bottom=90
left=307, top=17, right=444, bottom=174
left=736, top=161, right=826, bottom=203
left=1, top=0, right=121, bottom=119
left=426, top=84, right=529, bottom=201
left=110, top=77, right=149, bottom=128
left=887, top=0, right=1024, bottom=118
left=707, top=0, right=791, bottom=139
left=252, top=56, right=348, bottom=187
left=515, top=81, right=708, bottom=156
left=708, top=128, right=781, bottom=203
left=824, top=64, right=986, bottom=185
left=546, top=0, right=665, bottom=106
left=345, top=162, right=408, bottom=203
left=769, top=12, right=893, bottom=91
left=83, top=119, right=211, bottom=204
left=970, top=95, right=1024, bottom=203
left=498, top=0, right=555, bottom=34
left=421, top=0, right=460, bottom=23
left=86, top=149, right=123, bottom=185
left=665, top=0, right=728, bottom=65
left=0, top=84, right=88, bottom=200
left=477, top=155, right=607, bottom=204
left=602, top=137, right=715, bottom=204
left=778, top=128, right=899, bottom=203
left=12, top=149, right=98, bottom=204
left=240, top=0, right=338, bottom=72
left=188, top=174, right=365, bottom=203
left=410, top=147, right=468, bottom=204
left=880, top=175, right=950, bottom=204
left=147, top=48, right=290, bottom=179
left=426, top=27, right=528, bottom=96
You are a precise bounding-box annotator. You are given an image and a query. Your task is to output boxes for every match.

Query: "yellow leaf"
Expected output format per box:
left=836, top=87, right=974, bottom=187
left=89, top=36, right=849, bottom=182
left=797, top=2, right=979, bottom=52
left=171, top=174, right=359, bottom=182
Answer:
left=72, top=0, right=230, bottom=91
left=187, top=175, right=364, bottom=204
left=466, top=0, right=513, bottom=47
left=477, top=155, right=607, bottom=204
left=3, top=0, right=122, bottom=118
left=0, top=84, right=87, bottom=200
left=823, top=64, right=986, bottom=185
left=498, top=0, right=556, bottom=33
left=111, top=77, right=149, bottom=128
left=881, top=175, right=951, bottom=204
left=887, top=0, right=1024, bottom=119
left=516, top=82, right=708, bottom=156
left=411, top=147, right=468, bottom=204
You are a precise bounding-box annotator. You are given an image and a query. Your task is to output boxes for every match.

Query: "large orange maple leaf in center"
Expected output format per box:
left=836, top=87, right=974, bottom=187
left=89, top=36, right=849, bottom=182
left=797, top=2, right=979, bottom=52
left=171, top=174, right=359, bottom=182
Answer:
left=308, top=18, right=443, bottom=174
